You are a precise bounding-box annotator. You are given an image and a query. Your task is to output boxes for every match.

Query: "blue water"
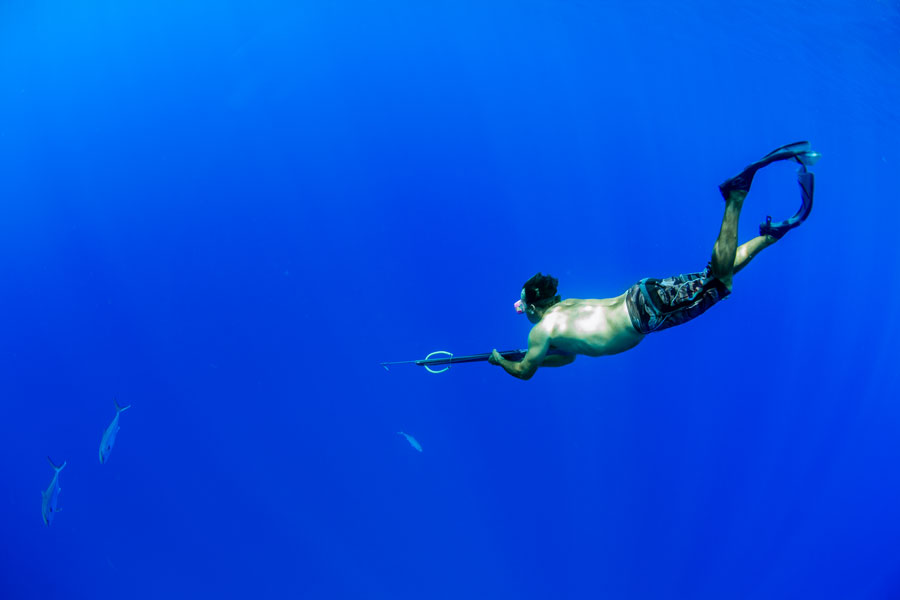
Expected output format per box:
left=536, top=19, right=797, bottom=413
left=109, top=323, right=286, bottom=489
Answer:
left=2, top=1, right=899, bottom=598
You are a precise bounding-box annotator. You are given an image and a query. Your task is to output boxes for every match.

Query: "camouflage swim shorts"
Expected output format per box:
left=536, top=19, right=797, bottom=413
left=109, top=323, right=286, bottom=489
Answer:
left=625, top=264, right=731, bottom=334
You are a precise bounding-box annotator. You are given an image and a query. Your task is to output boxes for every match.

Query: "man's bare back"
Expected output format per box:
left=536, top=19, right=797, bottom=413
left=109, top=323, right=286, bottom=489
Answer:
left=488, top=286, right=647, bottom=380
left=534, top=294, right=644, bottom=358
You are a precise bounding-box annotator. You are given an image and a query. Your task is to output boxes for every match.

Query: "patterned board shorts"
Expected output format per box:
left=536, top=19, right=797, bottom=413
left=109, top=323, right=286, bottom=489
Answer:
left=625, top=264, right=731, bottom=334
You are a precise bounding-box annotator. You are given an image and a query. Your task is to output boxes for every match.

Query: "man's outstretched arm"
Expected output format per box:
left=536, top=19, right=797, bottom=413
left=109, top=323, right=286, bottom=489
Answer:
left=489, top=326, right=566, bottom=380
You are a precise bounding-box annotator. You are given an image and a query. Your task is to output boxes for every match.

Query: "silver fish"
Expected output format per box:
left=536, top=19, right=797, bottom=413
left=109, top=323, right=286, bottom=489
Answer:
left=99, top=399, right=131, bottom=464
left=397, top=431, right=423, bottom=452
left=41, top=456, right=66, bottom=526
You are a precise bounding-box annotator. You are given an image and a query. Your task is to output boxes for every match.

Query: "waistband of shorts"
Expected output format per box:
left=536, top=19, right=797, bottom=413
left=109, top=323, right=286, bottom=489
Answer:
left=625, top=281, right=651, bottom=333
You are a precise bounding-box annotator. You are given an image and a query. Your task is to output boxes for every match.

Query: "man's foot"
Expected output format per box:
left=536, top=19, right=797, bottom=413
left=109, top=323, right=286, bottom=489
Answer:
left=718, top=141, right=813, bottom=201
left=758, top=168, right=814, bottom=239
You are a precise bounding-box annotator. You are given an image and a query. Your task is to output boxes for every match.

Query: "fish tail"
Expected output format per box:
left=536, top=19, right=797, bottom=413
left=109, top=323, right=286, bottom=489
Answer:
left=114, top=398, right=132, bottom=413
left=46, top=456, right=66, bottom=472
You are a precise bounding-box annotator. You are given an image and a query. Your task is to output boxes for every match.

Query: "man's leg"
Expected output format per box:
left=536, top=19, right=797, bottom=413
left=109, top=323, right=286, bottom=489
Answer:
left=733, top=234, right=777, bottom=275
left=710, top=190, right=746, bottom=290
left=711, top=140, right=818, bottom=288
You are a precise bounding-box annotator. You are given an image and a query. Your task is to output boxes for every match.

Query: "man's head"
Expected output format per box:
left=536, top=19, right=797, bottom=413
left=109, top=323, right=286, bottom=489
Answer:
left=514, top=272, right=561, bottom=323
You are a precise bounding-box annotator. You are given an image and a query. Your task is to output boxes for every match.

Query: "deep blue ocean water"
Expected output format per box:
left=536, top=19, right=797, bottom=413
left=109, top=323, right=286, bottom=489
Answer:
left=2, top=1, right=899, bottom=598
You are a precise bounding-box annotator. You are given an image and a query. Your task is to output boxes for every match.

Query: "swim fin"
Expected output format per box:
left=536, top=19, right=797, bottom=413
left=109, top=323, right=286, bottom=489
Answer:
left=718, top=141, right=813, bottom=200
left=759, top=165, right=814, bottom=239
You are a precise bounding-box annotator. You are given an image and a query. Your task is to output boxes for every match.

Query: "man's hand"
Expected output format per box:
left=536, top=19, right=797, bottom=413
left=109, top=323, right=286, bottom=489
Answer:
left=492, top=326, right=552, bottom=380
left=488, top=349, right=503, bottom=365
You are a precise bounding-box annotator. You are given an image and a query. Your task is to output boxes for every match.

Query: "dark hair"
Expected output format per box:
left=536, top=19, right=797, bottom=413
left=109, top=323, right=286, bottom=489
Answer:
left=522, top=272, right=560, bottom=307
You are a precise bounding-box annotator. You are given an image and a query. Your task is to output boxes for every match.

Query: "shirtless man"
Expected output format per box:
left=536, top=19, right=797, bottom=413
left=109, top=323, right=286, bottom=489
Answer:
left=489, top=141, right=819, bottom=380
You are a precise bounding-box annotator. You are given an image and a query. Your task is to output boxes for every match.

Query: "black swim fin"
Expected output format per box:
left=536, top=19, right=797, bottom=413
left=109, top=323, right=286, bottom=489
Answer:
left=719, top=141, right=812, bottom=200
left=759, top=166, right=815, bottom=239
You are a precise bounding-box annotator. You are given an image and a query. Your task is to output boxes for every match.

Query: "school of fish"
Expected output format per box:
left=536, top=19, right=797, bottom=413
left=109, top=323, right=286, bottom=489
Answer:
left=41, top=400, right=131, bottom=526
left=44, top=401, right=422, bottom=525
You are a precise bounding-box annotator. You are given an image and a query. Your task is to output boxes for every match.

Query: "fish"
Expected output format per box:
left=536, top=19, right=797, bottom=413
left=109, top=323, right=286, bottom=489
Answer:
left=41, top=456, right=66, bottom=526
left=397, top=431, right=423, bottom=452
left=99, top=399, right=131, bottom=464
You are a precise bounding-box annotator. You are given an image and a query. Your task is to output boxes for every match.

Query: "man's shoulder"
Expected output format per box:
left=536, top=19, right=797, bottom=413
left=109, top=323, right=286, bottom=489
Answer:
left=529, top=320, right=553, bottom=339
left=531, top=313, right=562, bottom=341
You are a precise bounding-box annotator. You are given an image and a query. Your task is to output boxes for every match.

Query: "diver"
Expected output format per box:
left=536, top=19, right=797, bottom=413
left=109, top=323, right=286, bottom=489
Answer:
left=489, top=141, right=819, bottom=380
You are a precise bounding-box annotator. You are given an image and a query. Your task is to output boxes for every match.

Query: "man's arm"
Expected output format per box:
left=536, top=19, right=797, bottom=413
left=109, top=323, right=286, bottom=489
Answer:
left=489, top=326, right=564, bottom=380
left=540, top=353, right=577, bottom=368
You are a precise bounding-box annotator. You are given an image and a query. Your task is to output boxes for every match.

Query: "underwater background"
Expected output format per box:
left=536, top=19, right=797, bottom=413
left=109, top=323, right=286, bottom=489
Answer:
left=2, top=0, right=899, bottom=598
